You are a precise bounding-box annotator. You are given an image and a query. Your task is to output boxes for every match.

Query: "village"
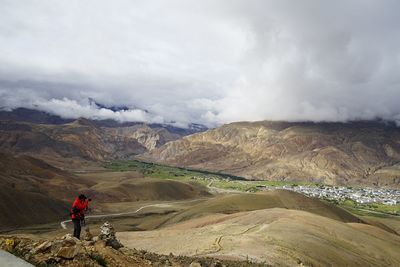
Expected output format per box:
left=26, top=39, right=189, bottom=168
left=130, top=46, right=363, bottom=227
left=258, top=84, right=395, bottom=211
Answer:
left=273, top=184, right=400, bottom=206
left=191, top=175, right=400, bottom=206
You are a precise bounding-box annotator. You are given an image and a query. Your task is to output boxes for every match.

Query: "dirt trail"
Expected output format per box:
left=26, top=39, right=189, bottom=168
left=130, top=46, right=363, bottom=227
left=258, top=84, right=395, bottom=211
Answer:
left=61, top=198, right=206, bottom=229
left=118, top=208, right=400, bottom=266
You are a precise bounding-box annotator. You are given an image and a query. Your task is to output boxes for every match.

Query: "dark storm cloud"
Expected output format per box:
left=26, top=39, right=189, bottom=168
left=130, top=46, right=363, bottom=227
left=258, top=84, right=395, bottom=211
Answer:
left=1, top=0, right=400, bottom=126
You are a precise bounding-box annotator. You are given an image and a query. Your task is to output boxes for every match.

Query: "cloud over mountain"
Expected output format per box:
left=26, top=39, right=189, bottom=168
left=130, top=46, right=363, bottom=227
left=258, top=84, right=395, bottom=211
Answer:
left=1, top=0, right=400, bottom=126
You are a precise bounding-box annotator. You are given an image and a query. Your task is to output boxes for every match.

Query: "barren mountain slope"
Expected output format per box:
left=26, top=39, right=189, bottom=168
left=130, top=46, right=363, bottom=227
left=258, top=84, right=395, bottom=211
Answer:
left=0, top=153, right=92, bottom=229
left=145, top=121, right=400, bottom=187
left=0, top=118, right=188, bottom=162
left=119, top=208, right=400, bottom=266
left=161, top=190, right=363, bottom=227
left=85, top=177, right=211, bottom=203
left=0, top=153, right=211, bottom=229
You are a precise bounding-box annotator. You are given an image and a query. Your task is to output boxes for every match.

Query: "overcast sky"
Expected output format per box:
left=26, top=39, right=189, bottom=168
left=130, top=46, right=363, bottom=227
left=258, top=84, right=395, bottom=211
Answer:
left=1, top=0, right=400, bottom=127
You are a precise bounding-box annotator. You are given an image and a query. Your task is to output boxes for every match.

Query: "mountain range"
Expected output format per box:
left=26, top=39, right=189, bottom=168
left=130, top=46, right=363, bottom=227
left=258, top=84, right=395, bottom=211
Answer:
left=144, top=120, right=400, bottom=188
left=1, top=108, right=399, bottom=266
left=0, top=109, right=203, bottom=165
left=2, top=108, right=400, bottom=188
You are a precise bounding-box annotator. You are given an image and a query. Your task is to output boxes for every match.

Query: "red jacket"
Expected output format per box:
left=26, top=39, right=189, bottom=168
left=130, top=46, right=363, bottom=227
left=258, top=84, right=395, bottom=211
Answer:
left=70, top=198, right=89, bottom=219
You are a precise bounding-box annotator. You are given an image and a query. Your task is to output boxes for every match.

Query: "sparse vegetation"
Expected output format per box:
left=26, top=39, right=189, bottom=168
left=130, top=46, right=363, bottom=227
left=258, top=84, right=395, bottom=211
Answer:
left=105, top=160, right=400, bottom=217
left=209, top=179, right=316, bottom=192
left=90, top=253, right=107, bottom=267
left=338, top=198, right=400, bottom=216
left=104, top=159, right=315, bottom=189
left=105, top=159, right=245, bottom=180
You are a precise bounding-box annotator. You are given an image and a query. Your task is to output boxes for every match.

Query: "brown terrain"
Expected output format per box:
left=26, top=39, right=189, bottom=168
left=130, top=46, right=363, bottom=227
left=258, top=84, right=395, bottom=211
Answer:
left=0, top=110, right=208, bottom=230
left=116, top=191, right=400, bottom=266
left=0, top=107, right=206, bottom=167
left=144, top=120, right=400, bottom=187
left=0, top=117, right=187, bottom=165
left=160, top=190, right=363, bottom=227
left=0, top=153, right=90, bottom=229
left=0, top=230, right=266, bottom=267
left=119, top=208, right=400, bottom=266
left=0, top=153, right=209, bottom=230
left=2, top=188, right=399, bottom=266
left=1, top=111, right=400, bottom=266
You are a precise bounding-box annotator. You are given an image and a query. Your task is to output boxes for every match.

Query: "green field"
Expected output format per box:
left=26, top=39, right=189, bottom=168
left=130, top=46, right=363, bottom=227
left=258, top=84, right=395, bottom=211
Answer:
left=338, top=199, right=400, bottom=217
left=209, top=179, right=316, bottom=192
left=105, top=160, right=399, bottom=217
left=104, top=159, right=316, bottom=189
left=104, top=159, right=239, bottom=186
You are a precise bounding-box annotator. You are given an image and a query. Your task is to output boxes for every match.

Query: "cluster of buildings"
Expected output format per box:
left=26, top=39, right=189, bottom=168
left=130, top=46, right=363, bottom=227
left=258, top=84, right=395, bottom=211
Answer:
left=190, top=175, right=400, bottom=206
left=267, top=185, right=400, bottom=206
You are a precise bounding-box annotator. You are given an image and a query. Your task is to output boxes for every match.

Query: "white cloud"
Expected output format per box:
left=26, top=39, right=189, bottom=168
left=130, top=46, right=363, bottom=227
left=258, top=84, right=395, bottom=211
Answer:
left=1, top=0, right=400, bottom=126
left=36, top=98, right=165, bottom=124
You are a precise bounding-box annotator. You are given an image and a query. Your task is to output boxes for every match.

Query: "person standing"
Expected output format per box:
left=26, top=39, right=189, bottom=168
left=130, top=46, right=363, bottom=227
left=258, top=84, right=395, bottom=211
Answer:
left=70, top=194, right=89, bottom=239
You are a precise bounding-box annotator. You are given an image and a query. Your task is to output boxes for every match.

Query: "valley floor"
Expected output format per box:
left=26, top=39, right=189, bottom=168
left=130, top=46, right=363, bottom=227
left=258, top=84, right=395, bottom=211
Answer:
left=1, top=162, right=400, bottom=266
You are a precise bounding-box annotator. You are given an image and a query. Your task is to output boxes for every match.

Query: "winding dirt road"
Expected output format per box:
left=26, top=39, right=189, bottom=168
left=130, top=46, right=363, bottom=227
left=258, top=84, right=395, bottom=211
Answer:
left=61, top=199, right=206, bottom=229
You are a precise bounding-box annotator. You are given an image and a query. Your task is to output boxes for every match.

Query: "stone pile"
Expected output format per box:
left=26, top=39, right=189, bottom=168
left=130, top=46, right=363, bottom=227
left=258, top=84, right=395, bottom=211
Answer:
left=98, top=221, right=123, bottom=249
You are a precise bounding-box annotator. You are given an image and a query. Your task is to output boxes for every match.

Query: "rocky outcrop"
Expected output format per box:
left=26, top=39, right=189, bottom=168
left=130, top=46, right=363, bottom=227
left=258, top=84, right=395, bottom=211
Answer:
left=0, top=222, right=264, bottom=267
left=104, top=125, right=181, bottom=151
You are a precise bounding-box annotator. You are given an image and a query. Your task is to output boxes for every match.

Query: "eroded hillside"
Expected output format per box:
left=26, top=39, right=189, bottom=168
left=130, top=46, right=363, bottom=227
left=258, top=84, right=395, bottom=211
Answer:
left=0, top=118, right=188, bottom=163
left=145, top=121, right=400, bottom=187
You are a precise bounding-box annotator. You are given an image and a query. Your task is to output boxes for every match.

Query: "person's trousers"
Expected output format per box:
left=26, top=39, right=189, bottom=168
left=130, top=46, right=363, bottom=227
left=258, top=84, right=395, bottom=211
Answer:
left=72, top=218, right=81, bottom=239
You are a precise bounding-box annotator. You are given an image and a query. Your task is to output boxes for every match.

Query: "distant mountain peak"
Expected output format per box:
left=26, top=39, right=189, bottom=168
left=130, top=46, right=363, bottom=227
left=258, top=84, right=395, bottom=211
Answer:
left=89, top=98, right=132, bottom=112
left=73, top=117, right=98, bottom=128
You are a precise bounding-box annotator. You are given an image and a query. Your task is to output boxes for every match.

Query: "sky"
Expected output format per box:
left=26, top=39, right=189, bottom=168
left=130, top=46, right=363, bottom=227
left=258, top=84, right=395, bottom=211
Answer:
left=1, top=0, right=400, bottom=127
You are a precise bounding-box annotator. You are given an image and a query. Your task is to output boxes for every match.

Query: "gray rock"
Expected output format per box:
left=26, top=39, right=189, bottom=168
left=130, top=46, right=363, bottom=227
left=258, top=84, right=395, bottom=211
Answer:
left=106, top=239, right=123, bottom=250
left=0, top=250, right=34, bottom=267
left=100, top=222, right=115, bottom=238
left=98, top=222, right=123, bottom=249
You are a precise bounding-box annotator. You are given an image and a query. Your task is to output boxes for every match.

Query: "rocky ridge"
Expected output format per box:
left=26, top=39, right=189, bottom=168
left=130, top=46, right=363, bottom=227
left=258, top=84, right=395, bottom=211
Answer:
left=145, top=121, right=400, bottom=187
left=0, top=118, right=189, bottom=162
left=0, top=222, right=267, bottom=267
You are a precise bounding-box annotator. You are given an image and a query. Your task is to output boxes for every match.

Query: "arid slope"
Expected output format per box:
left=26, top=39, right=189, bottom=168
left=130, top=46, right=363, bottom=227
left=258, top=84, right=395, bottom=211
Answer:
left=119, top=208, right=400, bottom=266
left=161, top=190, right=362, bottom=227
left=145, top=121, right=400, bottom=187
left=0, top=153, right=91, bottom=229
left=0, top=153, right=210, bottom=229
left=0, top=118, right=187, bottom=163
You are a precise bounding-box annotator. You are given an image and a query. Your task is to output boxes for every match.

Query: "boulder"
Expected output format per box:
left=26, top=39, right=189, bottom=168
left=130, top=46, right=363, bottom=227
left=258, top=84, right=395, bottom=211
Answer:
left=61, top=234, right=80, bottom=243
left=50, top=235, right=81, bottom=257
left=55, top=243, right=82, bottom=259
left=33, top=240, right=52, bottom=254
left=106, top=239, right=123, bottom=250
left=83, top=227, right=93, bottom=241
